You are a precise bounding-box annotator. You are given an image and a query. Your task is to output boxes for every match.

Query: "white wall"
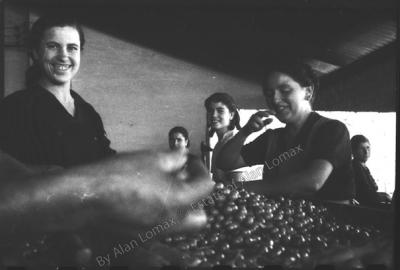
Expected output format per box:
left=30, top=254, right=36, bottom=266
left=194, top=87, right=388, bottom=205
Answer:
left=235, top=110, right=396, bottom=196
left=74, top=27, right=262, bottom=154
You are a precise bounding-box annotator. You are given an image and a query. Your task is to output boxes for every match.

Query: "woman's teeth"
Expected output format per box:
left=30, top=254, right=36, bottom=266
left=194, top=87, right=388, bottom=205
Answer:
left=54, top=64, right=70, bottom=71
left=276, top=106, right=287, bottom=112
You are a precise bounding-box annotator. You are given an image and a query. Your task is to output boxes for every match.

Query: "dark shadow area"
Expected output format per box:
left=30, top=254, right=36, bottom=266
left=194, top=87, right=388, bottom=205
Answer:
left=16, top=2, right=395, bottom=82
left=4, top=0, right=397, bottom=111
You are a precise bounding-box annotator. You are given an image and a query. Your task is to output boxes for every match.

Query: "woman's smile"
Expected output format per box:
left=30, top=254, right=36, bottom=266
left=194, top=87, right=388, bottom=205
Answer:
left=274, top=104, right=289, bottom=114
left=52, top=63, right=72, bottom=72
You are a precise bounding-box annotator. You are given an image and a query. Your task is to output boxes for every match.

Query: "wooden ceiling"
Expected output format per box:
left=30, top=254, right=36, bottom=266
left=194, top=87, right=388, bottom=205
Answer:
left=8, top=0, right=399, bottom=83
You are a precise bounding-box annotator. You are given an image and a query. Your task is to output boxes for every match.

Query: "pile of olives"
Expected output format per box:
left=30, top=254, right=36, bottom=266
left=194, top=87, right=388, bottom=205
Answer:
left=162, top=183, right=383, bottom=268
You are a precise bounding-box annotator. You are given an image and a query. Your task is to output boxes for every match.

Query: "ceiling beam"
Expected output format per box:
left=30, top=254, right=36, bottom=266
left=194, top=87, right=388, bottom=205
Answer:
left=321, top=42, right=396, bottom=84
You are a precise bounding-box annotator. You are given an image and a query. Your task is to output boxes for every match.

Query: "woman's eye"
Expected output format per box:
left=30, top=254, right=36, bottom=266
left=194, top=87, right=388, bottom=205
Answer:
left=280, top=86, right=292, bottom=93
left=68, top=46, right=79, bottom=52
left=46, top=43, right=58, bottom=49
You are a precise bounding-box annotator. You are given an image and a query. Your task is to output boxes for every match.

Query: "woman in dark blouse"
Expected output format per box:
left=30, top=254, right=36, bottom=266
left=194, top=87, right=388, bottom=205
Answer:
left=0, top=14, right=115, bottom=167
left=217, top=60, right=355, bottom=202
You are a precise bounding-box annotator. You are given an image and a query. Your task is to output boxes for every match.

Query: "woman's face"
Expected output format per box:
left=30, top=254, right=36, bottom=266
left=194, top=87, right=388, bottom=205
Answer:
left=34, top=26, right=81, bottom=87
left=353, top=141, right=371, bottom=163
left=263, top=72, right=311, bottom=124
left=207, top=102, right=234, bottom=133
left=169, top=132, right=189, bottom=151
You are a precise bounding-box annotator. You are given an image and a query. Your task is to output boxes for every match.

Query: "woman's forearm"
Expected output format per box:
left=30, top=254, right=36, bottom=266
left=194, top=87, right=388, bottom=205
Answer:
left=0, top=151, right=214, bottom=237
left=0, top=164, right=101, bottom=236
left=244, top=175, right=316, bottom=198
left=244, top=160, right=332, bottom=197
left=216, top=129, right=250, bottom=170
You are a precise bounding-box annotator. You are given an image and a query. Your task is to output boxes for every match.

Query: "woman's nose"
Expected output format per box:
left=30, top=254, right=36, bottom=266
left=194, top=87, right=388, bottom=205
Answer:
left=273, top=90, right=283, bottom=103
left=58, top=47, right=68, bottom=58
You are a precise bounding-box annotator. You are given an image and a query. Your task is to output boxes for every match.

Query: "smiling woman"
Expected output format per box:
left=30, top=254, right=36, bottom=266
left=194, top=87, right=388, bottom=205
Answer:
left=217, top=61, right=355, bottom=202
left=0, top=14, right=115, bottom=167
left=204, top=93, right=241, bottom=184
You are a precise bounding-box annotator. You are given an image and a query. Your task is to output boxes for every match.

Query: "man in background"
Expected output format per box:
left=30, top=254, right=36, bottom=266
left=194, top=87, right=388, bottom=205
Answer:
left=351, top=135, right=391, bottom=207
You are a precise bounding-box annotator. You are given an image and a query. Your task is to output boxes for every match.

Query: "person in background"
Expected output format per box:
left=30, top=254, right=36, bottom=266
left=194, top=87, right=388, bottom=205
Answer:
left=204, top=93, right=241, bottom=184
left=168, top=126, right=209, bottom=184
left=350, top=134, right=391, bottom=207
left=0, top=14, right=115, bottom=168
left=169, top=126, right=190, bottom=153
left=0, top=149, right=213, bottom=267
left=217, top=60, right=355, bottom=203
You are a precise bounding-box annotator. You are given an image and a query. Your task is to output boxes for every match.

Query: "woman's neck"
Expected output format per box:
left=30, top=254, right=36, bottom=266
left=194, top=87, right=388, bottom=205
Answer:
left=38, top=79, right=75, bottom=116
left=216, top=127, right=229, bottom=141
left=285, top=108, right=312, bottom=137
left=38, top=80, right=73, bottom=104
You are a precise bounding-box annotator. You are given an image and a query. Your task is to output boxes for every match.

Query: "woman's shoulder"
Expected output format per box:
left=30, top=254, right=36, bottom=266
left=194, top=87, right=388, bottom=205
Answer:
left=0, top=88, right=41, bottom=111
left=1, top=88, right=32, bottom=101
left=70, top=90, right=97, bottom=111
left=313, top=112, right=349, bottom=132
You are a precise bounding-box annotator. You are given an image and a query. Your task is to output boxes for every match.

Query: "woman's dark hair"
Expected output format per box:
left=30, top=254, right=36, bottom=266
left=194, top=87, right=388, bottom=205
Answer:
left=169, top=126, right=190, bottom=147
left=204, top=92, right=241, bottom=137
left=350, top=134, right=369, bottom=152
left=262, top=60, right=319, bottom=105
left=25, top=14, right=85, bottom=87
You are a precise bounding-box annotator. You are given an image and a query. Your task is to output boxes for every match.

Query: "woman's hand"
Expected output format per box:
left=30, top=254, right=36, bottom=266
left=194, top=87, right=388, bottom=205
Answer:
left=0, top=150, right=214, bottom=267
left=1, top=150, right=214, bottom=234
left=243, top=110, right=274, bottom=135
left=90, top=150, right=214, bottom=228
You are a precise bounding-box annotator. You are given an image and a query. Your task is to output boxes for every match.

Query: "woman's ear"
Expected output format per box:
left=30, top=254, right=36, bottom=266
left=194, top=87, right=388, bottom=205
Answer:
left=304, top=86, right=314, bottom=101
left=230, top=111, right=235, bottom=121
left=30, top=49, right=40, bottom=62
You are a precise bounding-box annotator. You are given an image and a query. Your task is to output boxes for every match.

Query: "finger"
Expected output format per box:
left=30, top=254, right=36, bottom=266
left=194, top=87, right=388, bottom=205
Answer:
left=263, top=118, right=273, bottom=125
left=179, top=209, right=208, bottom=230
left=251, top=117, right=269, bottom=130
left=166, top=208, right=208, bottom=232
left=171, top=179, right=214, bottom=210
left=158, top=151, right=188, bottom=172
left=255, top=110, right=275, bottom=117
left=174, top=160, right=214, bottom=203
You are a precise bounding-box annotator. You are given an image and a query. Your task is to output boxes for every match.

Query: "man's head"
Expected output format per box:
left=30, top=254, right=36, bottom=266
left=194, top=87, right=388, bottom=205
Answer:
left=351, top=134, right=370, bottom=163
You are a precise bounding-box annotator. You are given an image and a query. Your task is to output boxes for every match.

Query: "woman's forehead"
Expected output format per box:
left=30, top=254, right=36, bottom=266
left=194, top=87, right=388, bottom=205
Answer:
left=263, top=72, right=304, bottom=93
left=170, top=132, right=186, bottom=138
left=42, top=26, right=80, bottom=44
left=208, top=101, right=229, bottom=110
left=266, top=72, right=298, bottom=85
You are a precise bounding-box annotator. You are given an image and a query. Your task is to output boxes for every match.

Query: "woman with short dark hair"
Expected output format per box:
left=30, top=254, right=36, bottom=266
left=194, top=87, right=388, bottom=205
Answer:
left=204, top=92, right=241, bottom=183
left=0, top=14, right=115, bottom=167
left=217, top=61, right=355, bottom=202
